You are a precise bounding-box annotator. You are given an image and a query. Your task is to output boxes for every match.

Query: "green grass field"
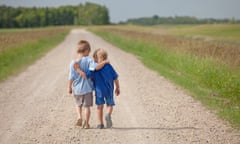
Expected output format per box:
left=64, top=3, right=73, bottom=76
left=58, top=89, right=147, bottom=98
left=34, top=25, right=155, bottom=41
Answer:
left=0, top=27, right=70, bottom=81
left=89, top=24, right=240, bottom=128
left=110, top=24, right=240, bottom=41
left=165, top=24, right=240, bottom=39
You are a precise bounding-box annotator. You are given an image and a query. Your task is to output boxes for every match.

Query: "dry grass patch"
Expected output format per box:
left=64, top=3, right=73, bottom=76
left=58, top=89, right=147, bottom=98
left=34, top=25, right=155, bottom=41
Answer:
left=99, top=27, right=240, bottom=68
left=0, top=27, right=69, bottom=52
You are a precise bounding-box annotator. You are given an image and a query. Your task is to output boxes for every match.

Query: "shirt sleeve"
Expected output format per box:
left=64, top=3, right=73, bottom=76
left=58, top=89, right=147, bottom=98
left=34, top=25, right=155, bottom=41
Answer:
left=88, top=58, right=97, bottom=71
left=109, top=64, right=118, bottom=80
left=85, top=70, right=94, bottom=79
left=68, top=62, right=75, bottom=81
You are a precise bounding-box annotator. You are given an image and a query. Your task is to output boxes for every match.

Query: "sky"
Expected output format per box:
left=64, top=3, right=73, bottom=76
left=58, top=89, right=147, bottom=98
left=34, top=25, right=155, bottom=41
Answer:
left=0, top=0, right=240, bottom=23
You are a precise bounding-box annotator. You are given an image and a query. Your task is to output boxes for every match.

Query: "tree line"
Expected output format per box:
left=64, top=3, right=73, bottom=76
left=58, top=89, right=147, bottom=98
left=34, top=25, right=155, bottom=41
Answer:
left=0, top=2, right=109, bottom=28
left=121, top=15, right=240, bottom=25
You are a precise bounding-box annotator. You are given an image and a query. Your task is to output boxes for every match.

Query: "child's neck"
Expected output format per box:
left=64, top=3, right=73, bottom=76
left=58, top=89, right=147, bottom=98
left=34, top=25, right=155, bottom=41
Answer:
left=76, top=53, right=84, bottom=61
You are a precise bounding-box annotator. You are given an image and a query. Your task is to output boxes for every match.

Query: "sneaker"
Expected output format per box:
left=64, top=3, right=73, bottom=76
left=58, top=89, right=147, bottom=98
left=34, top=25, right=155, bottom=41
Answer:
left=97, top=124, right=104, bottom=129
left=76, top=118, right=82, bottom=127
left=105, top=114, right=112, bottom=128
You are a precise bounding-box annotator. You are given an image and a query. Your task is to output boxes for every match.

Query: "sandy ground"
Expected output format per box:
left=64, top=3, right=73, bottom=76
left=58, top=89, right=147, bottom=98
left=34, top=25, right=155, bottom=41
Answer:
left=0, top=29, right=239, bottom=144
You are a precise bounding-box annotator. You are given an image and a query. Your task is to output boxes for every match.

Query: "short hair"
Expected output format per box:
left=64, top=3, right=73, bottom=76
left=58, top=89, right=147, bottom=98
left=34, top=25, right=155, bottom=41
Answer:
left=97, top=48, right=108, bottom=60
left=93, top=48, right=100, bottom=59
left=77, top=40, right=91, bottom=53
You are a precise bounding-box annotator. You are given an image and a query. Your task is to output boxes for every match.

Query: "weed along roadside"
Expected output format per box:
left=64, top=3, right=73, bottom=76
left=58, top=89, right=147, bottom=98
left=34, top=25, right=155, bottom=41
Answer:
left=0, top=27, right=70, bottom=81
left=89, top=26, right=240, bottom=128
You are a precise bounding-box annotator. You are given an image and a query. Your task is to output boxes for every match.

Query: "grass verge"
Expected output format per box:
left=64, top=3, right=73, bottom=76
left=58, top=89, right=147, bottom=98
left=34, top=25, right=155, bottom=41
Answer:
left=0, top=28, right=69, bottom=81
left=90, top=27, right=240, bottom=128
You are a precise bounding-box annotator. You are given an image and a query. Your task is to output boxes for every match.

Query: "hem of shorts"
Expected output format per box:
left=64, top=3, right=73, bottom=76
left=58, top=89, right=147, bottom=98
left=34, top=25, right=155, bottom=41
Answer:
left=74, top=91, right=93, bottom=96
left=76, top=104, right=93, bottom=107
left=96, top=103, right=115, bottom=106
left=83, top=105, right=93, bottom=107
left=106, top=104, right=115, bottom=106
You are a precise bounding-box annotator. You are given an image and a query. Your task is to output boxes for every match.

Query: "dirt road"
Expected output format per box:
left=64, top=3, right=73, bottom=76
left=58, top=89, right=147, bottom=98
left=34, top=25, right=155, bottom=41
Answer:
left=0, top=29, right=239, bottom=144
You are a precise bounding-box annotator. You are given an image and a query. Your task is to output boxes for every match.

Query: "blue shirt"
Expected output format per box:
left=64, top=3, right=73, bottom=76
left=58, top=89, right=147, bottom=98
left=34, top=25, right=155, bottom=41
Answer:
left=92, top=64, right=118, bottom=98
left=68, top=57, right=96, bottom=95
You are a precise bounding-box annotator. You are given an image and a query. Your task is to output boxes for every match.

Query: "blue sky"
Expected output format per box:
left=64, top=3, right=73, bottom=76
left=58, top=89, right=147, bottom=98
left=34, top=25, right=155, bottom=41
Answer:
left=0, top=0, right=240, bottom=23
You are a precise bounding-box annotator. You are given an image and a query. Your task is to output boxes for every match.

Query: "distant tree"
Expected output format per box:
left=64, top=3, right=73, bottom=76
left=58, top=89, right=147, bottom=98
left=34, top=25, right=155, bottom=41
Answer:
left=153, top=15, right=159, bottom=19
left=124, top=15, right=239, bottom=25
left=230, top=17, right=236, bottom=24
left=0, top=2, right=110, bottom=28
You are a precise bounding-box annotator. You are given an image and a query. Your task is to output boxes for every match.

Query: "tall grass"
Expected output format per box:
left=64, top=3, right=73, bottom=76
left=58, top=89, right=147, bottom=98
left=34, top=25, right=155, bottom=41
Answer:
left=90, top=27, right=240, bottom=128
left=0, top=27, right=70, bottom=52
left=97, top=27, right=240, bottom=67
left=0, top=28, right=69, bottom=81
left=166, top=24, right=240, bottom=39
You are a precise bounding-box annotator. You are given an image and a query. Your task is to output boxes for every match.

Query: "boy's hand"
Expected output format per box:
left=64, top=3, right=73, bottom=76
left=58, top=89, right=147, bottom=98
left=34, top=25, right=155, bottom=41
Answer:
left=115, top=87, right=120, bottom=96
left=95, top=59, right=109, bottom=70
left=79, top=71, right=87, bottom=79
left=68, top=87, right=72, bottom=94
left=104, top=59, right=110, bottom=64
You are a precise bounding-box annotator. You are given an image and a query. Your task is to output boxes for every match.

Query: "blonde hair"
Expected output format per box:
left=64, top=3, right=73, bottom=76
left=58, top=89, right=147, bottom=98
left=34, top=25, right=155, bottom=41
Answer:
left=77, top=40, right=91, bottom=53
left=93, top=48, right=99, bottom=59
left=96, top=48, right=108, bottom=61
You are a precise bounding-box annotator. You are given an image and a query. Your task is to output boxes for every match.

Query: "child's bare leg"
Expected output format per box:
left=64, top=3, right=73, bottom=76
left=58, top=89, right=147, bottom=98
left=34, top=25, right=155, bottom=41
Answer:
left=97, top=105, right=104, bottom=124
left=75, top=106, right=83, bottom=126
left=76, top=106, right=82, bottom=119
left=107, top=106, right=113, bottom=115
left=85, top=107, right=91, bottom=125
left=105, top=106, right=113, bottom=128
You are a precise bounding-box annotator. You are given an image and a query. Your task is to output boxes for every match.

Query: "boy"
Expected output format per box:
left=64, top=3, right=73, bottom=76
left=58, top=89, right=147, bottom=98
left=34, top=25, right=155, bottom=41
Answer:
left=75, top=48, right=120, bottom=129
left=68, top=40, right=107, bottom=129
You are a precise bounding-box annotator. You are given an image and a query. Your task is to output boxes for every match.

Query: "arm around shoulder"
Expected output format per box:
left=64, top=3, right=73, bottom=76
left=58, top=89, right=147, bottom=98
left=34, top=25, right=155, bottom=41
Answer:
left=74, top=61, right=87, bottom=79
left=95, top=60, right=109, bottom=70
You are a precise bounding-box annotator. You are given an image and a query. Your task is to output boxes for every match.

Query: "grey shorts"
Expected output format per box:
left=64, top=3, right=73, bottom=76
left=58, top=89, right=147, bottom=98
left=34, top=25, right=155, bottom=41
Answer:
left=74, top=92, right=93, bottom=107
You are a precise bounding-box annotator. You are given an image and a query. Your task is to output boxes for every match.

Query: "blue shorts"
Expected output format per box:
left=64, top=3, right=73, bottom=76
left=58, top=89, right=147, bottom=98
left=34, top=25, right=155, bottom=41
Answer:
left=96, top=95, right=115, bottom=106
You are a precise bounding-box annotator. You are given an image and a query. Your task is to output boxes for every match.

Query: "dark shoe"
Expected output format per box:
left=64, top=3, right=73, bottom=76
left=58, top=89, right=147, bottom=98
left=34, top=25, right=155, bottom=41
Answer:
left=76, top=118, right=82, bottom=127
left=97, top=124, right=104, bottom=129
left=105, top=114, right=112, bottom=128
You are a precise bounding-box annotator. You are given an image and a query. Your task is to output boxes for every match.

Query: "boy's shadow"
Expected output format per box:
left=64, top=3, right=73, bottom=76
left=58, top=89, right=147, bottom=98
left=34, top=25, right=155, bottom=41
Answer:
left=90, top=127, right=198, bottom=131
left=112, top=127, right=198, bottom=131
